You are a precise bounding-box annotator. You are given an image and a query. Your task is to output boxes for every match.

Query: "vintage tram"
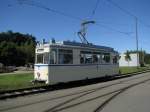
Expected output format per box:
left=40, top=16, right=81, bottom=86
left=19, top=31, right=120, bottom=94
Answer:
left=34, top=40, right=119, bottom=84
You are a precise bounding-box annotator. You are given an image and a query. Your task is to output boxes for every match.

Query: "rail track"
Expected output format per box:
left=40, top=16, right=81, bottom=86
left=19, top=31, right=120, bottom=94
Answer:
left=42, top=72, right=150, bottom=112
left=0, top=70, right=150, bottom=112
left=93, top=78, right=150, bottom=112
left=0, top=69, right=150, bottom=100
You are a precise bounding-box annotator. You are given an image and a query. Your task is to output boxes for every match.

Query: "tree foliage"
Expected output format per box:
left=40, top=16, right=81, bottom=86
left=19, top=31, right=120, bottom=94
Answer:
left=0, top=31, right=36, bottom=66
left=144, top=53, right=150, bottom=64
left=126, top=50, right=150, bottom=65
left=125, top=50, right=131, bottom=62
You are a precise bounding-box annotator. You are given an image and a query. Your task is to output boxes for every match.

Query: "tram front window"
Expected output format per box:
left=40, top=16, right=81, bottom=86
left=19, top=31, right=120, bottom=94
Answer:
left=36, top=53, right=49, bottom=64
left=36, top=54, right=44, bottom=64
left=44, top=53, right=49, bottom=64
left=50, top=50, right=56, bottom=64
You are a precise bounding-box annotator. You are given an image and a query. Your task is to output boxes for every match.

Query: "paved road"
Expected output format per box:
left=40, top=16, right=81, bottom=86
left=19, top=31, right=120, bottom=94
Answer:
left=0, top=72, right=150, bottom=112
left=101, top=78, right=150, bottom=112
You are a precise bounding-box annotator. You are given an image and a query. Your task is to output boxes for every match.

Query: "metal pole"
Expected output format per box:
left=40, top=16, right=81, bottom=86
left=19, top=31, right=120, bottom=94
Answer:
left=135, top=17, right=139, bottom=67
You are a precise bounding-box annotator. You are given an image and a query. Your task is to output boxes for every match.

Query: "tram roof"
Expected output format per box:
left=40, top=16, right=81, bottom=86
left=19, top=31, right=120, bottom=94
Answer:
left=37, top=40, right=118, bottom=53
left=51, top=41, right=114, bottom=52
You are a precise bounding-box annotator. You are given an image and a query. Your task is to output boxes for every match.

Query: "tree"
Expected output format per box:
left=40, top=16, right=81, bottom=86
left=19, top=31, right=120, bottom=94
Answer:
left=127, top=50, right=146, bottom=67
left=0, top=31, right=36, bottom=66
left=144, top=53, right=150, bottom=64
left=125, top=50, right=131, bottom=66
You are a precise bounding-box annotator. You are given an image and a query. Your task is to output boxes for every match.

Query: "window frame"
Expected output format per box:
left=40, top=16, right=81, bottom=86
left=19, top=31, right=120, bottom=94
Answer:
left=36, top=53, right=44, bottom=64
left=102, top=53, right=111, bottom=64
left=58, top=49, right=73, bottom=64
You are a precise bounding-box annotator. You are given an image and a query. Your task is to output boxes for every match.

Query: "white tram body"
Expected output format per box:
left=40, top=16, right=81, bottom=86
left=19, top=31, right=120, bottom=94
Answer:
left=34, top=41, right=119, bottom=84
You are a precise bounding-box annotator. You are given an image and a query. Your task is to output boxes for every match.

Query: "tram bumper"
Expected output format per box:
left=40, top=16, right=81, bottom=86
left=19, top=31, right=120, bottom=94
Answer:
left=34, top=65, right=49, bottom=84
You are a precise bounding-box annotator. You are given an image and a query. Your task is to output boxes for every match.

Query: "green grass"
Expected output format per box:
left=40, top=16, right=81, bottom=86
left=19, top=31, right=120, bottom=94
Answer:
left=0, top=73, right=45, bottom=91
left=119, top=66, right=150, bottom=74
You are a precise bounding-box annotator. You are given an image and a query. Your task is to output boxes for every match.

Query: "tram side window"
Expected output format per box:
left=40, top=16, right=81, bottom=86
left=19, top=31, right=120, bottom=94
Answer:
left=85, top=54, right=92, bottom=64
left=36, top=54, right=43, bottom=64
left=102, top=53, right=110, bottom=63
left=58, top=49, right=73, bottom=64
left=80, top=54, right=84, bottom=64
left=80, top=51, right=100, bottom=64
left=113, top=56, right=118, bottom=64
left=80, top=51, right=92, bottom=64
left=93, top=54, right=99, bottom=63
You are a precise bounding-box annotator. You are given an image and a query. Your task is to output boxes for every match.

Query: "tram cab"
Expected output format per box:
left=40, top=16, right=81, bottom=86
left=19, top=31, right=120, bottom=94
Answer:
left=34, top=40, right=119, bottom=84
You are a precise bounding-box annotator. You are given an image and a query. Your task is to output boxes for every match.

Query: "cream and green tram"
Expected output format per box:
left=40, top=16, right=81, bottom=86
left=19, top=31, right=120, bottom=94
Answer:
left=34, top=41, right=119, bottom=84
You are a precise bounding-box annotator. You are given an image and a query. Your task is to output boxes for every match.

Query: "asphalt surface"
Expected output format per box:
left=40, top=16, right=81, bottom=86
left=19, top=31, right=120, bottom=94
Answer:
left=101, top=79, right=150, bottom=112
left=0, top=72, right=150, bottom=112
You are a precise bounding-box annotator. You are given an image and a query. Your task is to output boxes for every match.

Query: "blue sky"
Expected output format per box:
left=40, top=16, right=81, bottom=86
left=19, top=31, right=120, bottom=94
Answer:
left=0, top=0, right=150, bottom=53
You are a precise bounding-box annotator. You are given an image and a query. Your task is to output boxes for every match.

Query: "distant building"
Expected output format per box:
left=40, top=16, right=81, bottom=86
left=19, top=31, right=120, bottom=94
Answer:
left=119, top=53, right=140, bottom=67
